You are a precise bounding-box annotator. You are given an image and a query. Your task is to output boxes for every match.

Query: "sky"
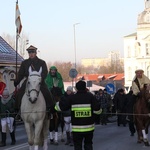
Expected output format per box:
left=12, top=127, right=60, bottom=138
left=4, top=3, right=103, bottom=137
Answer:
left=1, top=0, right=145, bottom=63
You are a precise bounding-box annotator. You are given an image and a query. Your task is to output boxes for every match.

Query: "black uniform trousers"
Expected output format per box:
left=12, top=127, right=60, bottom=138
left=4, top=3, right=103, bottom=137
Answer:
left=73, top=132, right=93, bottom=150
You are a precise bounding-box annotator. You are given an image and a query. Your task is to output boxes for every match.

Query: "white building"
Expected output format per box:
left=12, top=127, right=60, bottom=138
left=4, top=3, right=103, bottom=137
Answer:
left=124, top=1, right=150, bottom=90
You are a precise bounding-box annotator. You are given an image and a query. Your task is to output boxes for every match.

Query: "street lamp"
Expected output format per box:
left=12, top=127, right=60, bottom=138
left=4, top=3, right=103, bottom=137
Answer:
left=73, top=23, right=80, bottom=69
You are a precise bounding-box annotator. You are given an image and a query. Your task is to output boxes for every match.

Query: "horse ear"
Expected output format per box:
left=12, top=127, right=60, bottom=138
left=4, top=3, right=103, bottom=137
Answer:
left=38, top=67, right=42, bottom=75
left=29, top=66, right=32, bottom=75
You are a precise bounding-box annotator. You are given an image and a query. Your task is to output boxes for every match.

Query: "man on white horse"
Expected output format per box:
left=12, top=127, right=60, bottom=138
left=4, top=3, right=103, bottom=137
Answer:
left=14, top=45, right=54, bottom=112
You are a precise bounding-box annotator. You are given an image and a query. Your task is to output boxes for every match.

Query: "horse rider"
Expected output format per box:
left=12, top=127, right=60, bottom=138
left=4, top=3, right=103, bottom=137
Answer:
left=14, top=45, right=54, bottom=111
left=129, top=69, right=150, bottom=127
left=0, top=89, right=16, bottom=147
left=55, top=80, right=102, bottom=150
left=132, top=69, right=150, bottom=100
left=45, top=66, right=65, bottom=95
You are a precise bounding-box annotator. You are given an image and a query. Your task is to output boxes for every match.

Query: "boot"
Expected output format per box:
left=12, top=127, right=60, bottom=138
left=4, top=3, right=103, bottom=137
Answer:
left=69, top=132, right=74, bottom=146
left=65, top=132, right=71, bottom=145
left=54, top=132, right=58, bottom=145
left=0, top=132, right=6, bottom=147
left=10, top=131, right=16, bottom=145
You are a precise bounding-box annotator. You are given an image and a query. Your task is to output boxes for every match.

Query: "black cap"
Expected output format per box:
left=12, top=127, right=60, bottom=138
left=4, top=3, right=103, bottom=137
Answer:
left=26, top=45, right=37, bottom=52
left=76, top=80, right=86, bottom=91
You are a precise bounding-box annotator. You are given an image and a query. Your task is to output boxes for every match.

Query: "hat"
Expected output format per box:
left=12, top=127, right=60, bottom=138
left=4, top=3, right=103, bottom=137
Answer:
left=26, top=45, right=37, bottom=52
left=50, top=66, right=57, bottom=70
left=135, top=69, right=144, bottom=73
left=67, top=86, right=73, bottom=92
left=76, top=80, right=86, bottom=91
left=2, top=89, right=9, bottom=96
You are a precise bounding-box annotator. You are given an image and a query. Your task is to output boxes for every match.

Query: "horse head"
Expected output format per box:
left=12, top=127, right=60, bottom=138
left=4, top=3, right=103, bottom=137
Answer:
left=51, top=87, right=62, bottom=102
left=141, top=84, right=150, bottom=109
left=26, top=66, right=42, bottom=104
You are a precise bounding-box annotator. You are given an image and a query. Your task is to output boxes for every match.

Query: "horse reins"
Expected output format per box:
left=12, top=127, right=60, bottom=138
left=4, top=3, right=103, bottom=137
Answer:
left=26, top=74, right=41, bottom=99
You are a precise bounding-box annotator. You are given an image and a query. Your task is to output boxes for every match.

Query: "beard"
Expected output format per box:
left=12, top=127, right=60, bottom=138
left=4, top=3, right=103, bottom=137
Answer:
left=50, top=72, right=56, bottom=77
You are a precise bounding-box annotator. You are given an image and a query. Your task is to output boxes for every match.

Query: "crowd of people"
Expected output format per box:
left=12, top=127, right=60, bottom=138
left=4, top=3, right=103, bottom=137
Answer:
left=0, top=44, right=150, bottom=149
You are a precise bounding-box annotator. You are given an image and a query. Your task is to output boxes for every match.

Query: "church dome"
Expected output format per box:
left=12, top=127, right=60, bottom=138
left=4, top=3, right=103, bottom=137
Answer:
left=137, top=7, right=150, bottom=29
left=138, top=9, right=150, bottom=25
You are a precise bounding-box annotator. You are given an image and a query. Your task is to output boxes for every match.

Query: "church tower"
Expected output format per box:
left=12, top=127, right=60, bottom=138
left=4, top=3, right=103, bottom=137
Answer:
left=124, top=0, right=150, bottom=90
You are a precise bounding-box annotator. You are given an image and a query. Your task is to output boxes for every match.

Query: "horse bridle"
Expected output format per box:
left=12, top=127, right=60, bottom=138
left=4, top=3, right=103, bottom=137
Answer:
left=26, top=74, right=41, bottom=103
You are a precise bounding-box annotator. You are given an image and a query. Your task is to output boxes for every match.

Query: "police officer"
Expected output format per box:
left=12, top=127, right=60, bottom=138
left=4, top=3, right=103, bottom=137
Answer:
left=14, top=45, right=54, bottom=110
left=55, top=80, right=101, bottom=150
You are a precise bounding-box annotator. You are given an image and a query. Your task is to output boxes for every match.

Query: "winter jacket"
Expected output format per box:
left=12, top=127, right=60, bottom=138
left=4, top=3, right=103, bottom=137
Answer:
left=132, top=74, right=150, bottom=96
left=45, top=72, right=65, bottom=94
left=0, top=97, right=15, bottom=118
left=16, top=56, right=48, bottom=85
left=55, top=90, right=101, bottom=133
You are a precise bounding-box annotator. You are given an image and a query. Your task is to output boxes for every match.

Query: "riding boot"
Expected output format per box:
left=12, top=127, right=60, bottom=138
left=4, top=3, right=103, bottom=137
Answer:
left=65, top=132, right=71, bottom=145
left=10, top=131, right=16, bottom=145
left=0, top=132, right=6, bottom=147
left=41, top=85, right=54, bottom=109
left=54, top=132, right=58, bottom=145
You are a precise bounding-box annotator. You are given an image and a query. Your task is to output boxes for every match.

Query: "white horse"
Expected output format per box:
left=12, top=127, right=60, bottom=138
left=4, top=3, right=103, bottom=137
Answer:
left=21, top=66, right=49, bottom=150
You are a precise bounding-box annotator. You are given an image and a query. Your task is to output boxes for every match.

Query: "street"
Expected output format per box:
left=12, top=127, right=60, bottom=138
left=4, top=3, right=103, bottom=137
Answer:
left=1, top=117, right=150, bottom=150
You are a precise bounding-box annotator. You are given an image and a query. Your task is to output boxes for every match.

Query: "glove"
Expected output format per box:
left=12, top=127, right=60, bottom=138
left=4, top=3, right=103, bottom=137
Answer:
left=137, top=92, right=142, bottom=98
left=14, top=80, right=18, bottom=87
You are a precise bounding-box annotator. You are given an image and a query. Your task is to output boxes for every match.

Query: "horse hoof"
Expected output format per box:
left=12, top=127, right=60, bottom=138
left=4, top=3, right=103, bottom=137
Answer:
left=137, top=140, right=142, bottom=144
left=144, top=142, right=150, bottom=146
left=50, top=139, right=54, bottom=144
left=54, top=141, right=58, bottom=145
left=61, top=139, right=65, bottom=142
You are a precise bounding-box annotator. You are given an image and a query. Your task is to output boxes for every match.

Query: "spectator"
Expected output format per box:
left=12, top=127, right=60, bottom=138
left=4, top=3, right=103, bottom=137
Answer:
left=0, top=89, right=16, bottom=147
left=62, top=86, right=74, bottom=146
left=114, top=89, right=127, bottom=127
left=103, top=89, right=112, bottom=122
left=125, top=88, right=136, bottom=136
left=96, top=89, right=108, bottom=125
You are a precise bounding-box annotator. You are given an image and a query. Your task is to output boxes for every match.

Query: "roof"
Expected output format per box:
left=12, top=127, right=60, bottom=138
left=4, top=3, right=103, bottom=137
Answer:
left=0, top=36, right=24, bottom=65
left=124, top=32, right=137, bottom=38
left=77, top=73, right=124, bottom=81
left=107, top=75, right=117, bottom=79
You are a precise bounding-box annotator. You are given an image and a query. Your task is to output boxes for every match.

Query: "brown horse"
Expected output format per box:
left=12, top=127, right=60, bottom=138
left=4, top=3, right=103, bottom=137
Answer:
left=49, top=87, right=65, bottom=144
left=134, top=84, right=150, bottom=146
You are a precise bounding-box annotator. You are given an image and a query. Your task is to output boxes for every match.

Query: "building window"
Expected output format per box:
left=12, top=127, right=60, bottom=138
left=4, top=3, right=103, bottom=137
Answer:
left=127, top=46, right=131, bottom=57
left=146, top=43, right=150, bottom=55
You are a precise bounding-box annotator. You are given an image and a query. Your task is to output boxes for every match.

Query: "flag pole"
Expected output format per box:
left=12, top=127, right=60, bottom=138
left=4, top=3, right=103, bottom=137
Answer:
left=15, top=0, right=18, bottom=80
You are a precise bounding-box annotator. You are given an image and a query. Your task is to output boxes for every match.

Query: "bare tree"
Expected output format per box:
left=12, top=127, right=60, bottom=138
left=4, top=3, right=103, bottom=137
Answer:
left=2, top=33, right=15, bottom=49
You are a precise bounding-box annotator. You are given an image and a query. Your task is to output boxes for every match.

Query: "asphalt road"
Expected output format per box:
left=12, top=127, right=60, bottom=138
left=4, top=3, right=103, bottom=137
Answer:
left=0, top=116, right=150, bottom=150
